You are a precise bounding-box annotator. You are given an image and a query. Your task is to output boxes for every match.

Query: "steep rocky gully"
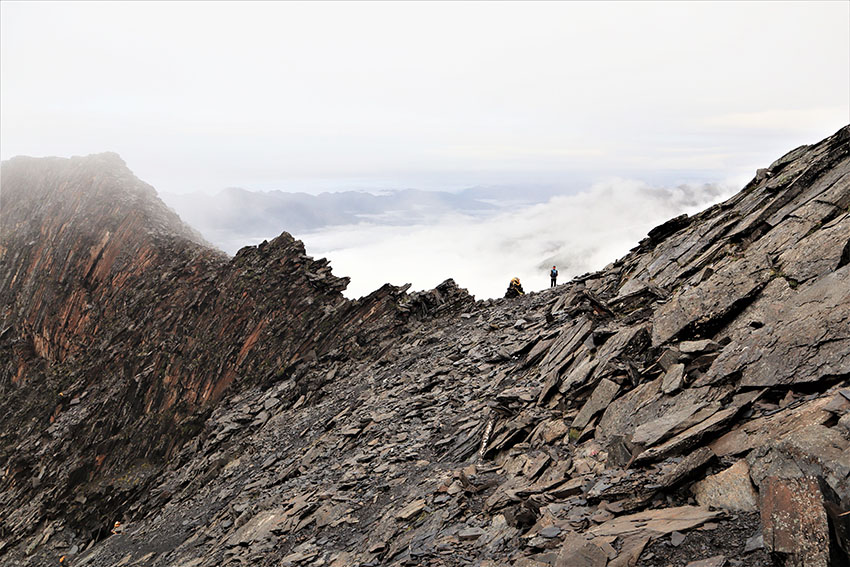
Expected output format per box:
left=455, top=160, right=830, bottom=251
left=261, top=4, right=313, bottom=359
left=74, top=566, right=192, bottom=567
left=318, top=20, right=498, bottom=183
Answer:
left=1, top=126, right=848, bottom=567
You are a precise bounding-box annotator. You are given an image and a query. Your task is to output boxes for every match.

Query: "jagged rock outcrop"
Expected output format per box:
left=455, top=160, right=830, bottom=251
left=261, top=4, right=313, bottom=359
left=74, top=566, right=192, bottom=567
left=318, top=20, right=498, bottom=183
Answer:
left=0, top=154, right=473, bottom=555
left=1, top=126, right=848, bottom=567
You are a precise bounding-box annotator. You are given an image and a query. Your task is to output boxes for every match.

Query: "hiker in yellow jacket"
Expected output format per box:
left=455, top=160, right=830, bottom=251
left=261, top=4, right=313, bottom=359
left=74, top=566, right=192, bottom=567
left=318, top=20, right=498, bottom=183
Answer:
left=505, top=277, right=525, bottom=298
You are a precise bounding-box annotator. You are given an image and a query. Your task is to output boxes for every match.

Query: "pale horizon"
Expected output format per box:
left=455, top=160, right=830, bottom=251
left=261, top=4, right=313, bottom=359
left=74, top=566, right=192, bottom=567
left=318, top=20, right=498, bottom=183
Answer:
left=2, top=1, right=848, bottom=299
left=2, top=1, right=847, bottom=196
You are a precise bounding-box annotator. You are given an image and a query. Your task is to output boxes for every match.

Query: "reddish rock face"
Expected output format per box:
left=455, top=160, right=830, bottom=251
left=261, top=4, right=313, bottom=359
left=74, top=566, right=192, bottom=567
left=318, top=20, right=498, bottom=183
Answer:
left=2, top=154, right=451, bottom=418
left=760, top=476, right=831, bottom=567
left=0, top=152, right=473, bottom=541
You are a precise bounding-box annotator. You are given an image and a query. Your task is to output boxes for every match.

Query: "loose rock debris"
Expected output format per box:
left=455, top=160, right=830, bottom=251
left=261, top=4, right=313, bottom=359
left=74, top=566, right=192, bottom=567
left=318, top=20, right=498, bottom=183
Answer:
left=1, top=130, right=850, bottom=566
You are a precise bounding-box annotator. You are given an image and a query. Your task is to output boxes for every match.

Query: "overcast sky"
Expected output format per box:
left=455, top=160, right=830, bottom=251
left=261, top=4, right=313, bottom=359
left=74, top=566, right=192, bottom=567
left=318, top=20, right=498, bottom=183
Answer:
left=2, top=1, right=848, bottom=195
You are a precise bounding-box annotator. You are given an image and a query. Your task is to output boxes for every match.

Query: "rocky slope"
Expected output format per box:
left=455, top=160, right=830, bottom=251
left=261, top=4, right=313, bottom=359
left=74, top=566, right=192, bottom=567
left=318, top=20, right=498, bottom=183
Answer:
left=0, top=126, right=848, bottom=567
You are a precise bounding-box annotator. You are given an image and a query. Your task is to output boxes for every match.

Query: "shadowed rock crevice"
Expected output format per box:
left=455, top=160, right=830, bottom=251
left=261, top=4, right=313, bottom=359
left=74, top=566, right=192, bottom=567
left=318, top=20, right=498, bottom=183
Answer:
left=838, top=238, right=850, bottom=270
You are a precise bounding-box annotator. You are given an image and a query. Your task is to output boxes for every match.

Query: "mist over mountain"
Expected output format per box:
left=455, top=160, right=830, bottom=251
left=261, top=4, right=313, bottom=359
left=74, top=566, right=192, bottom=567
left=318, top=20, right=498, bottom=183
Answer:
left=158, top=185, right=567, bottom=255
left=162, top=181, right=734, bottom=299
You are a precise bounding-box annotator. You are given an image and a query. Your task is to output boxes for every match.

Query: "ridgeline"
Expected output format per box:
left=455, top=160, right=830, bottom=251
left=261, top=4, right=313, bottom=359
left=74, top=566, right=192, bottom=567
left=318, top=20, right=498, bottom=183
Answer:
left=1, top=127, right=848, bottom=566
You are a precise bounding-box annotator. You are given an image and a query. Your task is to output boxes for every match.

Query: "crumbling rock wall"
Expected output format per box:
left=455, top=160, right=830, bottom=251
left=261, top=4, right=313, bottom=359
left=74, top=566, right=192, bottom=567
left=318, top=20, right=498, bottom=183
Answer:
left=1, top=126, right=848, bottom=566
left=0, top=154, right=472, bottom=552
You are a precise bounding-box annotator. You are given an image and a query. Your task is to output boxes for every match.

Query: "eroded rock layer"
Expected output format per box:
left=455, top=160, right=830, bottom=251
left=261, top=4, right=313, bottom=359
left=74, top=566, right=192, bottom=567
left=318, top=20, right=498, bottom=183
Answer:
left=1, top=126, right=848, bottom=566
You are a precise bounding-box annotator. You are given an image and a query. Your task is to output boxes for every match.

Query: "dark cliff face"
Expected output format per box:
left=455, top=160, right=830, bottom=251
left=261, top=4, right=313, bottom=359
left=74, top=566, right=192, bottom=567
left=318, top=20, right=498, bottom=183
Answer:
left=1, top=127, right=849, bottom=567
left=0, top=153, right=474, bottom=550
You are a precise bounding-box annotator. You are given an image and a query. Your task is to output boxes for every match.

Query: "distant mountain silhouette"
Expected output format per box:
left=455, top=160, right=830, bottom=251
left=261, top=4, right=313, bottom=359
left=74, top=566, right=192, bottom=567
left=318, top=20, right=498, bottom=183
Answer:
left=159, top=185, right=576, bottom=254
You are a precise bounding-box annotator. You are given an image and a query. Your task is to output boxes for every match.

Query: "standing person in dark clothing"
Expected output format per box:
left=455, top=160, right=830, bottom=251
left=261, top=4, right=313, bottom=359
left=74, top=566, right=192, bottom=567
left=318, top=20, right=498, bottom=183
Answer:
left=550, top=266, right=558, bottom=287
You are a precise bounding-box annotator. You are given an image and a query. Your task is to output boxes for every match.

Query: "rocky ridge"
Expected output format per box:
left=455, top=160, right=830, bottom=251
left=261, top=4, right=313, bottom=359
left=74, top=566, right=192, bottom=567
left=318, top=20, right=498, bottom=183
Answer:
left=0, top=126, right=848, bottom=566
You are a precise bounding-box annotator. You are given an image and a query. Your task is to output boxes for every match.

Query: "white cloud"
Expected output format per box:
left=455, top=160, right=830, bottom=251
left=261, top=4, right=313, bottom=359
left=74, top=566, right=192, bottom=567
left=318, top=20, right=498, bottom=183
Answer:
left=2, top=2, right=847, bottom=194
left=703, top=107, right=849, bottom=134
left=296, top=179, right=735, bottom=300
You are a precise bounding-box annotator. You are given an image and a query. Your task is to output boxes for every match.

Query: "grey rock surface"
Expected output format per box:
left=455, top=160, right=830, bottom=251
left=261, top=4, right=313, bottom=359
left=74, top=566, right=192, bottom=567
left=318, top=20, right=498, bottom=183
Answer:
left=2, top=127, right=849, bottom=566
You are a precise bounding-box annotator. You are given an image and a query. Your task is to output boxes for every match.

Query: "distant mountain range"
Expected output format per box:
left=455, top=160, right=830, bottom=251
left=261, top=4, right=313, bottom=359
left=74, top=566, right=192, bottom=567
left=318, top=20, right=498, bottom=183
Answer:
left=159, top=185, right=570, bottom=254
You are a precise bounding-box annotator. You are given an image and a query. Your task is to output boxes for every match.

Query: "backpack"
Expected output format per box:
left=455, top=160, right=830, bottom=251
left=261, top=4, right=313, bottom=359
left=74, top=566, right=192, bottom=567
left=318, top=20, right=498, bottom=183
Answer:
left=551, top=269, right=558, bottom=278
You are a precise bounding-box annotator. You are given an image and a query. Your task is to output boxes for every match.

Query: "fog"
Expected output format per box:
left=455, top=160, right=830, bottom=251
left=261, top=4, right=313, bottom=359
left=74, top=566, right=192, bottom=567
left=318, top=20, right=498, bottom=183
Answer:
left=2, top=2, right=847, bottom=299
left=219, top=179, right=735, bottom=300
left=2, top=2, right=848, bottom=194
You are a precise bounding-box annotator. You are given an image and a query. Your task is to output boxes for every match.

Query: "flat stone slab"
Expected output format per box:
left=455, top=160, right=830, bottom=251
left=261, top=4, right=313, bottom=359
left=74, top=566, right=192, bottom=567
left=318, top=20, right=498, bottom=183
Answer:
left=572, top=378, right=620, bottom=431
left=554, top=531, right=609, bottom=567
left=778, top=215, right=850, bottom=282
left=651, top=255, right=771, bottom=346
left=710, top=396, right=833, bottom=457
left=631, top=402, right=707, bottom=448
left=539, top=526, right=562, bottom=538
left=589, top=505, right=721, bottom=539
left=226, top=508, right=285, bottom=546
left=633, top=407, right=739, bottom=464
left=396, top=499, right=426, bottom=521
left=458, top=527, right=486, bottom=540
left=679, top=340, right=719, bottom=354
left=706, top=266, right=850, bottom=388
left=657, top=446, right=715, bottom=489
left=596, top=379, right=662, bottom=448
left=661, top=363, right=685, bottom=394
left=539, top=317, right=594, bottom=382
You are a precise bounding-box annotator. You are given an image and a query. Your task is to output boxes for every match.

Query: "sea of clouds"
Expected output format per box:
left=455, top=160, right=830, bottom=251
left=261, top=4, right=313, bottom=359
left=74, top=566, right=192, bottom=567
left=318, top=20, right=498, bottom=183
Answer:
left=293, top=179, right=735, bottom=300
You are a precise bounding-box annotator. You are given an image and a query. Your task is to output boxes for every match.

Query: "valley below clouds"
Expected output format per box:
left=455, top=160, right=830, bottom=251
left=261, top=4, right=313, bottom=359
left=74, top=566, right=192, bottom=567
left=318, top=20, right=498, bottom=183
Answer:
left=162, top=180, right=734, bottom=299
